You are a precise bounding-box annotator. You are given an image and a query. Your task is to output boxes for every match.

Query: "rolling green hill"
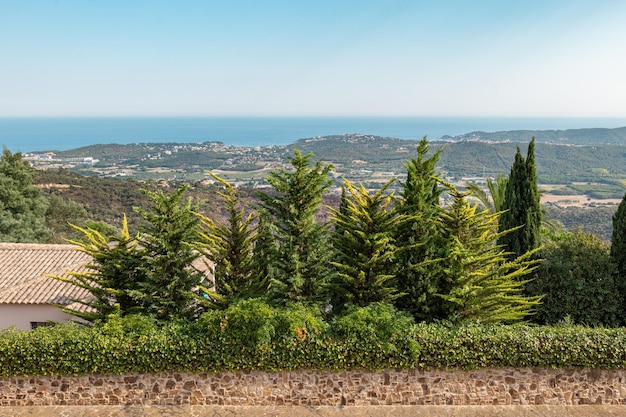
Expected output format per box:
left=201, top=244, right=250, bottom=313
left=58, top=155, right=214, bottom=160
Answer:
left=445, top=126, right=626, bottom=145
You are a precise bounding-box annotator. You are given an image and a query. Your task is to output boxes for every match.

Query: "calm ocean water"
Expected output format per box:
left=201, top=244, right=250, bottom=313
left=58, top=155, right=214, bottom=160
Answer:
left=1, top=116, right=626, bottom=153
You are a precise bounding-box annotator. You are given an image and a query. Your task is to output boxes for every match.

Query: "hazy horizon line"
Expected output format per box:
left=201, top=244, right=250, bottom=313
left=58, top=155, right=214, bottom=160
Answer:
left=2, top=114, right=626, bottom=120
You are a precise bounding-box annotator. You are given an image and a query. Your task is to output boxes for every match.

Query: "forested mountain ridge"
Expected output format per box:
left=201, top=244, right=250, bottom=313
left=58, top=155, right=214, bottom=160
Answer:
left=294, top=134, right=626, bottom=187
left=444, top=126, right=626, bottom=145
left=438, top=141, right=626, bottom=183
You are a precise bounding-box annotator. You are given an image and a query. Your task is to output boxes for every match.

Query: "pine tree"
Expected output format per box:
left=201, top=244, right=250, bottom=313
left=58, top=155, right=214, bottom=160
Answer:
left=330, top=179, right=403, bottom=310
left=498, top=138, right=542, bottom=258
left=196, top=172, right=265, bottom=309
left=437, top=181, right=542, bottom=324
left=257, top=149, right=333, bottom=306
left=134, top=184, right=205, bottom=320
left=0, top=149, right=50, bottom=242
left=250, top=213, right=279, bottom=288
left=393, top=138, right=447, bottom=320
left=51, top=216, right=146, bottom=322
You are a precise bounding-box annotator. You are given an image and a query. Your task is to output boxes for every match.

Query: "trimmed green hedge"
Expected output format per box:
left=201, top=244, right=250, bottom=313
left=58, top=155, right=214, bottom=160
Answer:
left=2, top=303, right=626, bottom=377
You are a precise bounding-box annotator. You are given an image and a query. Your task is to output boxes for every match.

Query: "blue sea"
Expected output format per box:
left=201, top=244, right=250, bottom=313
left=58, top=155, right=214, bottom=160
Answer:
left=1, top=116, right=626, bottom=153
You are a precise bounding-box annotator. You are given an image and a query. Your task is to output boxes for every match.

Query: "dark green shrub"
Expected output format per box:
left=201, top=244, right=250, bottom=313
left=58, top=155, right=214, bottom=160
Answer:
left=526, top=228, right=619, bottom=326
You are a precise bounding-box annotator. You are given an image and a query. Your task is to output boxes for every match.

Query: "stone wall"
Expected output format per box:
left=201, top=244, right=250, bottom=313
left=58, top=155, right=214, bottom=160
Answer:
left=1, top=368, right=625, bottom=407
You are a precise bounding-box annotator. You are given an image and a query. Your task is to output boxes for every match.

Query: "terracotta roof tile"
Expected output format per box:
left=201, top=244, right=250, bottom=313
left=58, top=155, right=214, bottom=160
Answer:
left=0, top=243, right=91, bottom=305
left=0, top=243, right=214, bottom=308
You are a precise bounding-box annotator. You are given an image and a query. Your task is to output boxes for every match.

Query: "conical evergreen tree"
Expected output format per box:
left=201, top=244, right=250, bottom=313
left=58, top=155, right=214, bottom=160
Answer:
left=134, top=184, right=205, bottom=320
left=196, top=172, right=264, bottom=309
left=334, top=184, right=350, bottom=238
left=330, top=179, right=403, bottom=310
left=257, top=150, right=334, bottom=306
left=611, top=194, right=626, bottom=277
left=394, top=138, right=447, bottom=320
left=437, top=181, right=542, bottom=324
left=51, top=216, right=146, bottom=322
left=611, top=193, right=626, bottom=321
left=498, top=138, right=542, bottom=258
left=55, top=185, right=205, bottom=322
left=251, top=212, right=279, bottom=288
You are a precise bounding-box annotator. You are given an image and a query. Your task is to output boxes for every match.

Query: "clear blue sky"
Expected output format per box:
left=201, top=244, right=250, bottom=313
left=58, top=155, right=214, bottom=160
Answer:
left=2, top=0, right=626, bottom=117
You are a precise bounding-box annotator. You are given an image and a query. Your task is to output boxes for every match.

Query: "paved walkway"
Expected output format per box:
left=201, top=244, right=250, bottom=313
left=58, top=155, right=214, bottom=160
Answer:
left=1, top=406, right=625, bottom=417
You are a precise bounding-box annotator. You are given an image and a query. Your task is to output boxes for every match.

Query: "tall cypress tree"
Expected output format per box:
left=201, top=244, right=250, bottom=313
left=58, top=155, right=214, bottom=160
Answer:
left=257, top=150, right=333, bottom=306
left=394, top=138, right=447, bottom=321
left=498, top=138, right=541, bottom=258
left=611, top=194, right=626, bottom=277
left=611, top=193, right=626, bottom=321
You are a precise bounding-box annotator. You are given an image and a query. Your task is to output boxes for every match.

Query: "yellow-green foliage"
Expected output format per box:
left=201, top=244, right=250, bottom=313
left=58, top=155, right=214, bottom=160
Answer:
left=50, top=216, right=146, bottom=321
left=330, top=179, right=404, bottom=308
left=435, top=181, right=542, bottom=324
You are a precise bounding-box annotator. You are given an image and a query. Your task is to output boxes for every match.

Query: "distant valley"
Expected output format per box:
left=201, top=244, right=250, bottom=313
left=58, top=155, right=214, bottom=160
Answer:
left=26, top=128, right=626, bottom=196
left=25, top=126, right=626, bottom=240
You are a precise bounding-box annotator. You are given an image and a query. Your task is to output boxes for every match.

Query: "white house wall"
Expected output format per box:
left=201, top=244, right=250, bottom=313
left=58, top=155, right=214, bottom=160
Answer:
left=0, top=304, right=78, bottom=330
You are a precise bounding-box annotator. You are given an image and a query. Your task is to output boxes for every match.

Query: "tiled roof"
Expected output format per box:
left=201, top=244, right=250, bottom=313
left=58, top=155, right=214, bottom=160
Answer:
left=0, top=243, right=91, bottom=305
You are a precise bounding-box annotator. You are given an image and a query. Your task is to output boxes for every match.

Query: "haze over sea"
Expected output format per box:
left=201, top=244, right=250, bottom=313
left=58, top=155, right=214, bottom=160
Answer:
left=2, top=116, right=626, bottom=154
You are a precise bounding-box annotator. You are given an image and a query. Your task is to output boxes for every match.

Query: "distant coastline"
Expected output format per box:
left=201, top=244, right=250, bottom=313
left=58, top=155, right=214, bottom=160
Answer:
left=2, top=116, right=626, bottom=153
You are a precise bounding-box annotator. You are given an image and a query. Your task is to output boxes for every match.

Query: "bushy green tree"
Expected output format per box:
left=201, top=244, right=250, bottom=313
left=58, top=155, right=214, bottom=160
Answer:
left=330, top=179, right=403, bottom=310
left=133, top=184, right=205, bottom=320
left=436, top=181, right=542, bottom=324
left=198, top=298, right=279, bottom=353
left=393, top=138, right=447, bottom=320
left=196, top=172, right=265, bottom=309
left=54, top=185, right=206, bottom=322
left=43, top=194, right=88, bottom=243
left=330, top=302, right=418, bottom=362
left=498, top=138, right=542, bottom=258
left=528, top=228, right=619, bottom=326
left=51, top=216, right=146, bottom=322
left=0, top=149, right=50, bottom=242
left=257, top=150, right=333, bottom=306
